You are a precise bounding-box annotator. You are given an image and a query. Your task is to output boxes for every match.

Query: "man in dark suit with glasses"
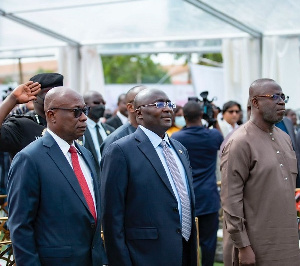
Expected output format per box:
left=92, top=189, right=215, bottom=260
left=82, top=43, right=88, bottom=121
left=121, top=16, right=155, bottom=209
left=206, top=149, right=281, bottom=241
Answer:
left=8, top=87, right=107, bottom=265
left=101, top=88, right=197, bottom=266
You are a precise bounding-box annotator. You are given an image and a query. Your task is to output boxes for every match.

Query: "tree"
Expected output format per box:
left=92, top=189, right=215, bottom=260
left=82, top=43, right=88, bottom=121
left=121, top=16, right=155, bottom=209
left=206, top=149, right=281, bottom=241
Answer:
left=101, top=55, right=170, bottom=84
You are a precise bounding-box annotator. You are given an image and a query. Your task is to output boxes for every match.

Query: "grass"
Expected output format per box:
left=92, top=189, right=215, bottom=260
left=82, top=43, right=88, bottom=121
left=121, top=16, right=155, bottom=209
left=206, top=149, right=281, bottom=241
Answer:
left=214, top=263, right=224, bottom=266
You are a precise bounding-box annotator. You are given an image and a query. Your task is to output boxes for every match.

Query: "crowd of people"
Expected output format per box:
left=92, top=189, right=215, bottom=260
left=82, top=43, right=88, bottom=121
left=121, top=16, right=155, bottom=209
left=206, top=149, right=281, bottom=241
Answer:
left=0, top=73, right=299, bottom=265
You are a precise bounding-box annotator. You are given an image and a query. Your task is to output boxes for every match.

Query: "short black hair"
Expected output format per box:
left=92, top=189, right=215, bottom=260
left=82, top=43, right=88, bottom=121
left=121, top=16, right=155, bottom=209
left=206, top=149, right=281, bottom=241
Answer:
left=183, top=101, right=203, bottom=123
left=222, top=101, right=241, bottom=114
left=117, top=93, right=126, bottom=104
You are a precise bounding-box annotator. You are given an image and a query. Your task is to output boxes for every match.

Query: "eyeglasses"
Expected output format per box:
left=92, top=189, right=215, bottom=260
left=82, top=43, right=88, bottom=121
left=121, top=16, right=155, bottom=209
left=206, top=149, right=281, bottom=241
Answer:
left=227, top=110, right=240, bottom=114
left=49, top=106, right=90, bottom=118
left=136, top=101, right=176, bottom=110
left=254, top=94, right=289, bottom=103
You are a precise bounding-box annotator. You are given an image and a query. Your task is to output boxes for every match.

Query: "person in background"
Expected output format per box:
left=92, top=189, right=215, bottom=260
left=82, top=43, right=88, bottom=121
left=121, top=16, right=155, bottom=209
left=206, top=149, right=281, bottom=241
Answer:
left=276, top=109, right=300, bottom=188
left=101, top=88, right=197, bottom=266
left=0, top=73, right=63, bottom=159
left=221, top=78, right=300, bottom=265
left=8, top=87, right=107, bottom=265
left=100, top=85, right=146, bottom=156
left=285, top=108, right=299, bottom=134
left=218, top=101, right=241, bottom=137
left=83, top=91, right=114, bottom=174
left=166, top=105, right=184, bottom=137
left=172, top=101, right=223, bottom=266
left=106, top=93, right=128, bottom=129
left=102, top=108, right=113, bottom=123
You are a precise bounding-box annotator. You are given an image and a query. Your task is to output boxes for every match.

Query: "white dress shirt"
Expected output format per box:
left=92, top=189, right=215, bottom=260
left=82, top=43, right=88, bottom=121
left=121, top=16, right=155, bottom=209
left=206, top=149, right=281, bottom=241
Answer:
left=116, top=111, right=128, bottom=125
left=86, top=117, right=108, bottom=163
left=139, top=125, right=189, bottom=222
left=47, top=129, right=97, bottom=212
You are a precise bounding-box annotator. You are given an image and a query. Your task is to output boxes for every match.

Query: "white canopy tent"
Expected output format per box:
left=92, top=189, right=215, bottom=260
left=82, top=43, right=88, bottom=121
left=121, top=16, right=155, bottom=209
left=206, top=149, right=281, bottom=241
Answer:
left=1, top=0, right=300, bottom=108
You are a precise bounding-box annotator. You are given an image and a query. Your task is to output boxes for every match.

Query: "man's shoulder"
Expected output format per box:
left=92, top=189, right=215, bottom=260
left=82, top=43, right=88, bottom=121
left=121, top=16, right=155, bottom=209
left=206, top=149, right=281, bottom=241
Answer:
left=4, top=114, right=36, bottom=125
left=109, top=123, right=134, bottom=138
left=106, top=115, right=120, bottom=124
left=101, top=122, right=115, bottom=134
left=13, top=136, right=44, bottom=158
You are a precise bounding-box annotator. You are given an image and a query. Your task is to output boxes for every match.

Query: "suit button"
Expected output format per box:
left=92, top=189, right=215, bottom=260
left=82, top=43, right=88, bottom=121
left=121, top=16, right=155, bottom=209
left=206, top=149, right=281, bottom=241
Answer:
left=91, top=223, right=96, bottom=229
left=173, top=207, right=179, bottom=212
left=176, top=229, right=181, bottom=234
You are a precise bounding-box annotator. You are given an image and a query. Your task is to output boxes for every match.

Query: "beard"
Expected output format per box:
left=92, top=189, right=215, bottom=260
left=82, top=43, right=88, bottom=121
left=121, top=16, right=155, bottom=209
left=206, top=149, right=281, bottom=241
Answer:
left=262, top=110, right=284, bottom=124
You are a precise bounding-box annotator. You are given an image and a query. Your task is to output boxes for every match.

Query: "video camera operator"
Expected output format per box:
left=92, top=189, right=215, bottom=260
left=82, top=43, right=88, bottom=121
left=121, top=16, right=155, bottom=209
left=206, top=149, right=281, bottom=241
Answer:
left=188, top=91, right=221, bottom=132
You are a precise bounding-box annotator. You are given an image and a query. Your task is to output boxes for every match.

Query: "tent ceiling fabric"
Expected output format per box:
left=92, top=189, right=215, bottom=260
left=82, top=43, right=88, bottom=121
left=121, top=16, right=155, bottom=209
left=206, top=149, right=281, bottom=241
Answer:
left=0, top=0, right=300, bottom=58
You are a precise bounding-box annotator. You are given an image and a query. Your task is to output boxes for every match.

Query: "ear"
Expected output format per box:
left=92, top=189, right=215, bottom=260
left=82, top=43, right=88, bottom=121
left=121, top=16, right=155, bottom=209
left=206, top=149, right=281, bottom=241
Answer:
left=127, top=103, right=135, bottom=113
left=251, top=97, right=259, bottom=109
left=46, top=110, right=56, bottom=124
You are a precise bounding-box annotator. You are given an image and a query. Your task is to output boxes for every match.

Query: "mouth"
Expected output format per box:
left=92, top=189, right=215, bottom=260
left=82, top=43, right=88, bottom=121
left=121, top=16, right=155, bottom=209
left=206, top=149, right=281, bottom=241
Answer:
left=78, top=125, right=86, bottom=131
left=277, top=109, right=285, bottom=113
left=162, top=117, right=172, bottom=122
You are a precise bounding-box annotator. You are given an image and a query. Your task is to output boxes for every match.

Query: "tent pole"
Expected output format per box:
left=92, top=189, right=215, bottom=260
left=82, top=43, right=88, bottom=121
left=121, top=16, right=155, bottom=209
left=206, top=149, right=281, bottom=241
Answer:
left=18, top=58, right=23, bottom=84
left=184, top=0, right=262, bottom=38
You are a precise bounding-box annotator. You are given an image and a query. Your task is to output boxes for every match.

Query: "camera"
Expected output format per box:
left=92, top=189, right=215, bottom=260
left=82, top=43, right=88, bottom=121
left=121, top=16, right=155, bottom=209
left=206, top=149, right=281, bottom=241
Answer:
left=188, top=91, right=219, bottom=127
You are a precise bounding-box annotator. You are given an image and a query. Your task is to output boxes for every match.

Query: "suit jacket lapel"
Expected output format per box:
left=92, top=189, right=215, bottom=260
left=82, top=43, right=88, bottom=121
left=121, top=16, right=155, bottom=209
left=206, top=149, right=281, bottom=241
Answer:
left=135, top=128, right=176, bottom=199
left=169, top=138, right=195, bottom=206
left=84, top=127, right=99, bottom=163
left=101, top=123, right=112, bottom=136
left=43, top=132, right=93, bottom=218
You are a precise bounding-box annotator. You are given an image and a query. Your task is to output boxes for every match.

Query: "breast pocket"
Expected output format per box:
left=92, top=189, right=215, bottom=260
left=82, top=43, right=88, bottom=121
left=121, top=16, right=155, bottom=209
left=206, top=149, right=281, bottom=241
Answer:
left=125, top=227, right=158, bottom=240
left=285, top=150, right=298, bottom=174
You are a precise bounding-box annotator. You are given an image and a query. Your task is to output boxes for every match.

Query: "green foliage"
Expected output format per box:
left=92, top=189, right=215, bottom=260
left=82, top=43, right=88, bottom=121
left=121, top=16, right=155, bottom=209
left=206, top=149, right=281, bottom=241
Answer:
left=174, top=53, right=223, bottom=67
left=199, top=53, right=223, bottom=67
left=2, top=76, right=14, bottom=84
left=101, top=55, right=170, bottom=84
left=35, top=68, right=53, bottom=74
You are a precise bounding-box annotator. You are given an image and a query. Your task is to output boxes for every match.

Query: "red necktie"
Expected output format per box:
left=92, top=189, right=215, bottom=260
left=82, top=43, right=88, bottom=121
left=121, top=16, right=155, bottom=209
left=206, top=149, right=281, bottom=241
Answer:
left=69, top=145, right=97, bottom=222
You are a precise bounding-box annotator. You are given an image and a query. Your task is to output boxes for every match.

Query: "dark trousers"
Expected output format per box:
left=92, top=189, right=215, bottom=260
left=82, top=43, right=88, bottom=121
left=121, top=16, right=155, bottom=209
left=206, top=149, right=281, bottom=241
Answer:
left=182, top=237, right=192, bottom=266
left=197, top=212, right=219, bottom=266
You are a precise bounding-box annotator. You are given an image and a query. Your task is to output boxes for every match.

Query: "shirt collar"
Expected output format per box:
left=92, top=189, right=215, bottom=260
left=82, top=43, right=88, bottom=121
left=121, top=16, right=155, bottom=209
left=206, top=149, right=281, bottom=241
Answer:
left=116, top=111, right=128, bottom=124
left=223, top=119, right=239, bottom=130
left=86, top=117, right=101, bottom=128
left=47, top=128, right=76, bottom=156
left=139, top=125, right=170, bottom=148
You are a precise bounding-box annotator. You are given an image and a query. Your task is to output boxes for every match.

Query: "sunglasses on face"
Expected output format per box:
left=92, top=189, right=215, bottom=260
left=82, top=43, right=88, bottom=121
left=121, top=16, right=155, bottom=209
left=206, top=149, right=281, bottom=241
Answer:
left=49, top=106, right=90, bottom=118
left=136, top=101, right=176, bottom=111
left=254, top=94, right=289, bottom=103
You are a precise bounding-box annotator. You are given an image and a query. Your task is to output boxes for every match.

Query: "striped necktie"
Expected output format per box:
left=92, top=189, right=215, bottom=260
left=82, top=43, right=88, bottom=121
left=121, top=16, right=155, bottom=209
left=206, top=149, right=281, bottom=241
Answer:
left=161, top=140, right=191, bottom=241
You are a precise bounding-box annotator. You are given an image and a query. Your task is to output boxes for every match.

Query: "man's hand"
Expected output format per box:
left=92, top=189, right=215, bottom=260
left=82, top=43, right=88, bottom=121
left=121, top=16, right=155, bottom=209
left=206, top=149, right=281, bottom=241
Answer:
left=12, top=81, right=41, bottom=104
left=239, top=246, right=256, bottom=265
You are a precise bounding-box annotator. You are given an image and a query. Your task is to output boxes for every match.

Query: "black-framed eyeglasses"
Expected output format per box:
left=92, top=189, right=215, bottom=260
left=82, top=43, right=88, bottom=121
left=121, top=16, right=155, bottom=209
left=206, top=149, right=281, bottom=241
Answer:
left=136, top=101, right=176, bottom=111
left=49, top=106, right=90, bottom=118
left=254, top=94, right=289, bottom=103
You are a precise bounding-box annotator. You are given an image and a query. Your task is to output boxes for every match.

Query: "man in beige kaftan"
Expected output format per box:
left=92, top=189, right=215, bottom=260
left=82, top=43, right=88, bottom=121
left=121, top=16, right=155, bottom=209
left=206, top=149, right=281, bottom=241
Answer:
left=221, top=79, right=300, bottom=266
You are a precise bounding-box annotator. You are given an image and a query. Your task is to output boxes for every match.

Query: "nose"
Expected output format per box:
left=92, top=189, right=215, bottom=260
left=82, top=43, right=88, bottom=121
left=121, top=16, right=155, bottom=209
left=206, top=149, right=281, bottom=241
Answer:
left=79, top=112, right=88, bottom=121
left=162, top=105, right=173, bottom=112
left=278, top=97, right=285, bottom=105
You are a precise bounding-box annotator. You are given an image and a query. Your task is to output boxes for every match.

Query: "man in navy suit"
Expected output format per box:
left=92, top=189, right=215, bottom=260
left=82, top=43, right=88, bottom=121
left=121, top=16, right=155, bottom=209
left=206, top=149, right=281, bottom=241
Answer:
left=7, top=87, right=107, bottom=265
left=101, top=88, right=197, bottom=266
